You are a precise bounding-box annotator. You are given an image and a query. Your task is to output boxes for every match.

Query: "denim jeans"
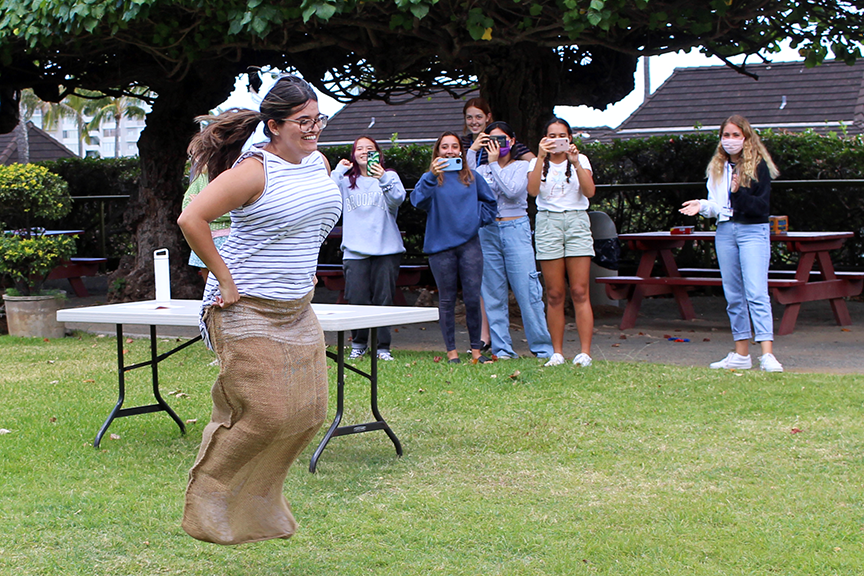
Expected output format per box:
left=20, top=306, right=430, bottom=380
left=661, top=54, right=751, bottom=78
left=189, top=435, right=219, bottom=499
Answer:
left=343, top=254, right=402, bottom=350
left=715, top=221, right=774, bottom=342
left=427, top=236, right=484, bottom=352
left=478, top=217, right=553, bottom=358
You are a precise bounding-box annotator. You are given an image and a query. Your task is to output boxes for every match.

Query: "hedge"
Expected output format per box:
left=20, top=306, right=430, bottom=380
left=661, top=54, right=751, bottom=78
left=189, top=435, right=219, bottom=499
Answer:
left=22, top=130, right=863, bottom=270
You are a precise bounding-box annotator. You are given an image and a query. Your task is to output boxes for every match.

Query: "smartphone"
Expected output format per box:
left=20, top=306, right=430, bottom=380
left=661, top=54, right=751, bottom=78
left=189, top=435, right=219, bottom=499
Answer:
left=440, top=157, right=463, bottom=171
left=366, top=150, right=380, bottom=169
left=549, top=138, right=570, bottom=153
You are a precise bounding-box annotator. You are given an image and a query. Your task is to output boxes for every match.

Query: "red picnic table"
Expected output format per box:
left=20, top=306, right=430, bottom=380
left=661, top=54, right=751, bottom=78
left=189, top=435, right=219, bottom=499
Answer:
left=596, top=231, right=864, bottom=335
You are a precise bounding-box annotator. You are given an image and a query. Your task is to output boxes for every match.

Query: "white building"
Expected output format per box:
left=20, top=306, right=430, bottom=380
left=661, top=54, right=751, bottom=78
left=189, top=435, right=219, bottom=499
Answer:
left=31, top=109, right=147, bottom=158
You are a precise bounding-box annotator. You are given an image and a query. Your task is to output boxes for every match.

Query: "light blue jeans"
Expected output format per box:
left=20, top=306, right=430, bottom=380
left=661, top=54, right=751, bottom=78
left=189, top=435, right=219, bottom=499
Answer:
left=478, top=217, right=553, bottom=358
left=715, top=221, right=774, bottom=342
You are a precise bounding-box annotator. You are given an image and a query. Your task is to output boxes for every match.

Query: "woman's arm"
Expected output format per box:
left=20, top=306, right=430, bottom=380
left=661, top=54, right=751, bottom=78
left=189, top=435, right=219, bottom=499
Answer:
left=475, top=174, right=498, bottom=225
left=378, top=170, right=406, bottom=212
left=177, top=158, right=265, bottom=307
left=730, top=161, right=771, bottom=218
left=572, top=152, right=595, bottom=198
left=488, top=161, right=529, bottom=200
left=410, top=171, right=439, bottom=211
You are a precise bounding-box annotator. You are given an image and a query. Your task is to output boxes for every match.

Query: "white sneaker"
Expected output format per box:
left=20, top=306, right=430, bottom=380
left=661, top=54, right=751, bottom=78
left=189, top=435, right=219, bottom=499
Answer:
left=349, top=347, right=366, bottom=359
left=709, top=352, right=751, bottom=370
left=544, top=353, right=566, bottom=367
left=572, top=353, right=592, bottom=367
left=377, top=350, right=395, bottom=361
left=759, top=353, right=783, bottom=372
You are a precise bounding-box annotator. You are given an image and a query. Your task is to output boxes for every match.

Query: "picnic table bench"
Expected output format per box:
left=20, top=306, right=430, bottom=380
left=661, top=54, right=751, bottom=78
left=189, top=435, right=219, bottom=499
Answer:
left=316, top=263, right=429, bottom=305
left=46, top=257, right=107, bottom=298
left=596, top=231, right=864, bottom=334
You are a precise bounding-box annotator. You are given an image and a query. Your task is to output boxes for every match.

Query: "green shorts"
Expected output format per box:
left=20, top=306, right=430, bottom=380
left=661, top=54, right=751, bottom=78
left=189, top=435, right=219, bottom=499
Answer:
left=535, top=210, right=594, bottom=260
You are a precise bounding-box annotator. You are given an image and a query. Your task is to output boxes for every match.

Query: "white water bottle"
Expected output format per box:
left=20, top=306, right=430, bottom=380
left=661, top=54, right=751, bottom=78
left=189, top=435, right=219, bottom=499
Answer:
left=153, top=248, right=171, bottom=301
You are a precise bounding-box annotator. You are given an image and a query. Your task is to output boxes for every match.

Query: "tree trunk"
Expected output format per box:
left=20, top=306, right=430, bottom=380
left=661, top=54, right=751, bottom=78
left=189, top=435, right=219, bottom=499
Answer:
left=15, top=102, right=30, bottom=164
left=474, top=43, right=560, bottom=152
left=107, top=63, right=241, bottom=302
left=475, top=43, right=638, bottom=151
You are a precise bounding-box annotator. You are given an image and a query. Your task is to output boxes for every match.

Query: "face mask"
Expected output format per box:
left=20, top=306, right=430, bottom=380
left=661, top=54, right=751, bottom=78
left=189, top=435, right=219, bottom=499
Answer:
left=499, top=144, right=511, bottom=157
left=721, top=138, right=744, bottom=155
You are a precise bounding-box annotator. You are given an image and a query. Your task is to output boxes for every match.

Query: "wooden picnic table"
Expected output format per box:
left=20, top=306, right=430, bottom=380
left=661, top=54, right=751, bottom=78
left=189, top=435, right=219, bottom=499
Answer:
left=596, top=231, right=863, bottom=334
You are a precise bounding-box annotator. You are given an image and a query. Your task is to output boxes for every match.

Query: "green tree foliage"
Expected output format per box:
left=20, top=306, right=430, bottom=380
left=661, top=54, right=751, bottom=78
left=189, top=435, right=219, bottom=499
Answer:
left=1, top=0, right=860, bottom=298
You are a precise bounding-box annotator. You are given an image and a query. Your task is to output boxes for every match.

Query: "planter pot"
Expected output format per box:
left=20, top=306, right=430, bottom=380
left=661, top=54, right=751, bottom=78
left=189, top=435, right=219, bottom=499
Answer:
left=2, top=293, right=66, bottom=339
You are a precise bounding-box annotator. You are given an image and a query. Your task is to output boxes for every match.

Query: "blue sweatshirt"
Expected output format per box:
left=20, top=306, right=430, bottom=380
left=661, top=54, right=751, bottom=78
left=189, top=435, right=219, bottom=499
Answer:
left=331, top=165, right=406, bottom=259
left=411, top=170, right=497, bottom=254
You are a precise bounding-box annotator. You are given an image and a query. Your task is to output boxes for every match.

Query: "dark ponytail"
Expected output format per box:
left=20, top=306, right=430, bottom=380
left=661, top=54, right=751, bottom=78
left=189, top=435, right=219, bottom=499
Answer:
left=188, top=75, right=317, bottom=179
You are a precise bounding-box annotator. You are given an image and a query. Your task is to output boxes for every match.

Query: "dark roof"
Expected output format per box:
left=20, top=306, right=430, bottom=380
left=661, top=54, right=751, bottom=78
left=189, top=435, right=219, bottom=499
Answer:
left=319, top=89, right=618, bottom=148
left=0, top=122, right=76, bottom=165
left=319, top=90, right=480, bottom=148
left=617, top=59, right=864, bottom=138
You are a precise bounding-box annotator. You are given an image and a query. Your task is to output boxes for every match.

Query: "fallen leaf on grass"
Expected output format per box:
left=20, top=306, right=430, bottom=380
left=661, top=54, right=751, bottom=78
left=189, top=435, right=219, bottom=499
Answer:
left=185, top=419, right=198, bottom=424
left=109, top=434, right=121, bottom=440
left=83, top=379, right=95, bottom=383
left=49, top=380, right=58, bottom=384
left=445, top=390, right=453, bottom=394
left=841, top=328, right=850, bottom=332
left=43, top=338, right=50, bottom=342
left=433, top=356, right=442, bottom=363
left=490, top=374, right=498, bottom=378
left=509, top=370, right=521, bottom=380
left=0, top=429, right=12, bottom=434
left=791, top=428, right=803, bottom=434
left=91, top=344, right=98, bottom=348
left=96, top=334, right=105, bottom=338
left=418, top=388, right=425, bottom=393
left=49, top=417, right=57, bottom=423
left=122, top=349, right=130, bottom=355
left=125, top=338, right=133, bottom=344
left=47, top=360, right=55, bottom=364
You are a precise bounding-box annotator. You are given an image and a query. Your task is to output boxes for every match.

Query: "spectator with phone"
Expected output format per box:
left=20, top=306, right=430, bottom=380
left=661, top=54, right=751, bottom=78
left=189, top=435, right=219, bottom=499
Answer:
left=468, top=121, right=554, bottom=360
left=331, top=136, right=406, bottom=361
left=411, top=131, right=497, bottom=364
left=527, top=117, right=596, bottom=367
left=461, top=97, right=535, bottom=167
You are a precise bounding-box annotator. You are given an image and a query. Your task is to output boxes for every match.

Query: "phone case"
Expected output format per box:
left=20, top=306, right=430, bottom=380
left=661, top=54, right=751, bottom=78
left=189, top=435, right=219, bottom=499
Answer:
left=441, top=157, right=463, bottom=171
left=550, top=138, right=569, bottom=153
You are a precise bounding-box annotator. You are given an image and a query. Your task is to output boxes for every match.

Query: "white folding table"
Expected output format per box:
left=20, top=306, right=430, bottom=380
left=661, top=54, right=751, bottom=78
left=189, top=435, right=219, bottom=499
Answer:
left=57, top=300, right=438, bottom=471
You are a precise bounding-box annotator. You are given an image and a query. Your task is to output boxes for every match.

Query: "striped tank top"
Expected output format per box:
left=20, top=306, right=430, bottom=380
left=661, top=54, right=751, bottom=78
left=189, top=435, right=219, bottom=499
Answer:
left=200, top=148, right=342, bottom=339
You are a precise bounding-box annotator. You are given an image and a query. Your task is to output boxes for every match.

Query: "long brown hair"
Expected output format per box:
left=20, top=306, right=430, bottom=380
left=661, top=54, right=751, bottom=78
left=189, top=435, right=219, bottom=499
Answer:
left=429, top=131, right=473, bottom=186
left=188, top=75, right=317, bottom=178
left=706, top=114, right=779, bottom=189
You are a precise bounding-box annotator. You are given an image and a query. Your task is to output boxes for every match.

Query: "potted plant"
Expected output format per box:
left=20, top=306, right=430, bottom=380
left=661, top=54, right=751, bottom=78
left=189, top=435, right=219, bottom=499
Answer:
left=0, top=163, right=76, bottom=338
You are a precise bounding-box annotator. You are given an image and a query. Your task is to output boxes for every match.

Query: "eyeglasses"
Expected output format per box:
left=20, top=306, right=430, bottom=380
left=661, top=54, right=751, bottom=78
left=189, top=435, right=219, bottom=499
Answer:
left=283, top=114, right=328, bottom=131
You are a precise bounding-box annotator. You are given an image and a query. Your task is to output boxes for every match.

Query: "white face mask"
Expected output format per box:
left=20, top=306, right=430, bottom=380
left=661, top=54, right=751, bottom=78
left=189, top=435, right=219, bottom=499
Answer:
left=721, top=138, right=744, bottom=155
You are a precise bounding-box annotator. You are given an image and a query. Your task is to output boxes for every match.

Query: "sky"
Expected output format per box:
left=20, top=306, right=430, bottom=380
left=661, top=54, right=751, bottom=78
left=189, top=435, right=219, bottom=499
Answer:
left=219, top=45, right=805, bottom=132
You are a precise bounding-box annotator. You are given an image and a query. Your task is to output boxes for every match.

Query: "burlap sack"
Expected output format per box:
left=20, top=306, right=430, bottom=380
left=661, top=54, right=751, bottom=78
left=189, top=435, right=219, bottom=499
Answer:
left=183, top=292, right=327, bottom=545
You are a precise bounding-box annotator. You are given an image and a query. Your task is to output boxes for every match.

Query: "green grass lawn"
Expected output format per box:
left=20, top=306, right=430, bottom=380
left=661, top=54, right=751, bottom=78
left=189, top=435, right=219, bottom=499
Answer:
left=1, top=332, right=862, bottom=576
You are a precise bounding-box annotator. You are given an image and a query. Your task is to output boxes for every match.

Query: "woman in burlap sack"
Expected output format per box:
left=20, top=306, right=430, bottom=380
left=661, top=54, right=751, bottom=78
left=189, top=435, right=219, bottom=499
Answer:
left=178, top=76, right=342, bottom=545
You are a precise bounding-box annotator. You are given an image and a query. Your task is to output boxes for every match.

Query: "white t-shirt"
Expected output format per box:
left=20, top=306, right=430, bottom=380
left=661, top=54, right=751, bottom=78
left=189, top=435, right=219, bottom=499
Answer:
left=528, top=155, right=592, bottom=212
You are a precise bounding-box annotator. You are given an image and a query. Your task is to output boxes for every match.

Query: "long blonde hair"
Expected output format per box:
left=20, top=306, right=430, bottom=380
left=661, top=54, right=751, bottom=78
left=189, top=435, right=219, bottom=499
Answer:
left=706, top=115, right=779, bottom=188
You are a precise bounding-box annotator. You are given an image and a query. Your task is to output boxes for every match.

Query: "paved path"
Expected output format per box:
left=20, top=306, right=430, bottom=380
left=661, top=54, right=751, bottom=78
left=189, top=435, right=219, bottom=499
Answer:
left=54, top=277, right=864, bottom=374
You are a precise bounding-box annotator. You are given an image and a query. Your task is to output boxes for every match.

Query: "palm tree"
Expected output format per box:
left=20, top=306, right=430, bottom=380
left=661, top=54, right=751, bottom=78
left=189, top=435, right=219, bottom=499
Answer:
left=38, top=90, right=103, bottom=157
left=87, top=92, right=148, bottom=158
